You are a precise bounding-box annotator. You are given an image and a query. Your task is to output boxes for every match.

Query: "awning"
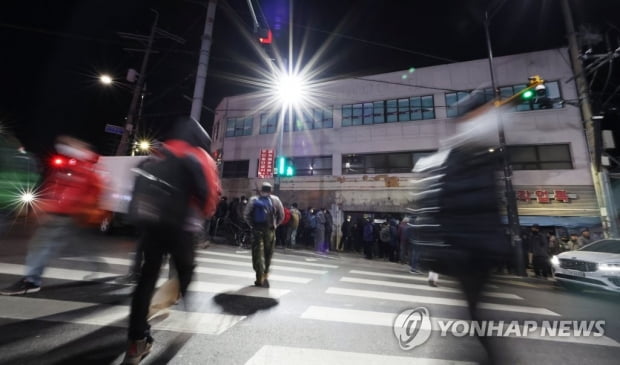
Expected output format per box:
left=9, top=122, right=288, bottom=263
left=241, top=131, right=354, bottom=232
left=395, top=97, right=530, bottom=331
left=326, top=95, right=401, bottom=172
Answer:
left=501, top=216, right=601, bottom=228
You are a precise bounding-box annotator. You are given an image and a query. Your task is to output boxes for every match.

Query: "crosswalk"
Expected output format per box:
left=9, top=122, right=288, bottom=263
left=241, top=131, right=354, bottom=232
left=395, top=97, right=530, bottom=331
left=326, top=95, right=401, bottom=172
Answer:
left=0, top=243, right=618, bottom=364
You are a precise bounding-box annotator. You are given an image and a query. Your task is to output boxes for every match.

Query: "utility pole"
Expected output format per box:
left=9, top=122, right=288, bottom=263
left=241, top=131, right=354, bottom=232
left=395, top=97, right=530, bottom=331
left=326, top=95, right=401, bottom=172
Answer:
left=115, top=9, right=185, bottom=156
left=190, top=0, right=218, bottom=124
left=484, top=10, right=525, bottom=276
left=561, top=0, right=619, bottom=237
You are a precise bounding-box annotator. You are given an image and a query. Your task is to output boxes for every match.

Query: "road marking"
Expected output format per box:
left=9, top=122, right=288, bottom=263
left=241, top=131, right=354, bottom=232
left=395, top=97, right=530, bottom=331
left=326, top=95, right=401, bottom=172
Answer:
left=0, top=262, right=289, bottom=298
left=0, top=296, right=244, bottom=335
left=300, top=306, right=620, bottom=347
left=59, top=256, right=311, bottom=284
left=194, top=257, right=328, bottom=275
left=349, top=269, right=458, bottom=284
left=325, top=287, right=560, bottom=316
left=62, top=256, right=327, bottom=275
left=245, top=345, right=477, bottom=365
left=0, top=263, right=118, bottom=281
left=349, top=270, right=499, bottom=288
left=339, top=277, right=522, bottom=300
left=197, top=250, right=339, bottom=268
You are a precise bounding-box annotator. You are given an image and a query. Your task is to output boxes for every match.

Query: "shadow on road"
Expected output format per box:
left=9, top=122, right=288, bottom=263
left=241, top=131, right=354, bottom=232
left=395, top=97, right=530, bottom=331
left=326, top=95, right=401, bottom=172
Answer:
left=212, top=287, right=278, bottom=316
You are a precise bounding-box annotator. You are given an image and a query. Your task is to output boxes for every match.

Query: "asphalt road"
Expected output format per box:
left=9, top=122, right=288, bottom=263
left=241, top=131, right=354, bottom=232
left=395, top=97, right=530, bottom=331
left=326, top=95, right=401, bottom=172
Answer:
left=0, top=224, right=618, bottom=365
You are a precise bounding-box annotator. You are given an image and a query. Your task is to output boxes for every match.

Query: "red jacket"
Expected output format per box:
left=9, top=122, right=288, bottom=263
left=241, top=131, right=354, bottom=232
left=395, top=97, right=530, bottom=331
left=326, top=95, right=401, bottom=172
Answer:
left=40, top=158, right=103, bottom=216
left=162, top=139, right=221, bottom=218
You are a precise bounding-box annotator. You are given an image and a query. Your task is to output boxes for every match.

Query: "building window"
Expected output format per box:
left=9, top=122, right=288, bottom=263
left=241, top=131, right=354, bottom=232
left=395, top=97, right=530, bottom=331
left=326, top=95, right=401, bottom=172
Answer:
left=342, top=150, right=435, bottom=174
left=446, top=81, right=563, bottom=117
left=386, top=99, right=398, bottom=123
left=344, top=96, right=434, bottom=126
left=225, top=116, right=253, bottom=137
left=222, top=160, right=249, bottom=178
left=283, top=108, right=334, bottom=131
left=373, top=101, right=385, bottom=124
left=291, top=155, right=332, bottom=176
left=508, top=144, right=573, bottom=170
left=259, top=114, right=277, bottom=134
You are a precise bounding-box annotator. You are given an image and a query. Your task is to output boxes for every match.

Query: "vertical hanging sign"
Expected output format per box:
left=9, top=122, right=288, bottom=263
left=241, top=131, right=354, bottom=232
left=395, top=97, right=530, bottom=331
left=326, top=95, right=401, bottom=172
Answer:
left=258, top=148, right=275, bottom=178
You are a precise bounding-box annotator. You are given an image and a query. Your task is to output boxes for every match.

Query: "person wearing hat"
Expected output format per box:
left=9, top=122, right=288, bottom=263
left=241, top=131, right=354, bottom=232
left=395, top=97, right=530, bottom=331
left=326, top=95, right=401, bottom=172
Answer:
left=244, top=181, right=284, bottom=287
left=577, top=228, right=592, bottom=249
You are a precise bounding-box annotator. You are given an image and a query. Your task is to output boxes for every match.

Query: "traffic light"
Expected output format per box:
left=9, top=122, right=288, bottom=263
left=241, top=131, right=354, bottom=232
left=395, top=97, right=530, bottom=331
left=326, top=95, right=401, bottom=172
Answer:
left=276, top=156, right=295, bottom=177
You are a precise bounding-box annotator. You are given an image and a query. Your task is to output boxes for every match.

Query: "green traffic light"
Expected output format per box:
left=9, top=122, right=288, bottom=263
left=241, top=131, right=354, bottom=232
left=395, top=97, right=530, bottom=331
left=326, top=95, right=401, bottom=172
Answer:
left=277, top=156, right=285, bottom=175
left=522, top=89, right=534, bottom=99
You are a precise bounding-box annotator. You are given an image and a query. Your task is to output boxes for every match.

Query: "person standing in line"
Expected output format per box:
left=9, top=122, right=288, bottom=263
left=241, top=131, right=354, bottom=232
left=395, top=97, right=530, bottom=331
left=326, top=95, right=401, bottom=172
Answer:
left=527, top=224, right=550, bottom=278
left=362, top=217, right=374, bottom=260
left=244, top=182, right=284, bottom=287
left=324, top=208, right=334, bottom=252
left=397, top=217, right=411, bottom=264
left=577, top=228, right=592, bottom=248
left=314, top=208, right=326, bottom=253
left=121, top=118, right=220, bottom=365
left=339, top=215, right=353, bottom=251
left=1, top=136, right=102, bottom=295
left=288, top=203, right=301, bottom=248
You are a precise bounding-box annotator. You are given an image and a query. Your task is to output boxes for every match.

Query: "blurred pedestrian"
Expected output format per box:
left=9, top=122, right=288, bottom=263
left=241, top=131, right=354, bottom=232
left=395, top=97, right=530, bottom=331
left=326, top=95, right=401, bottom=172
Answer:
left=324, top=208, right=333, bottom=251
left=122, top=118, right=220, bottom=365
left=288, top=203, right=301, bottom=248
left=1, top=136, right=102, bottom=296
left=339, top=215, right=353, bottom=251
left=244, top=182, right=284, bottom=287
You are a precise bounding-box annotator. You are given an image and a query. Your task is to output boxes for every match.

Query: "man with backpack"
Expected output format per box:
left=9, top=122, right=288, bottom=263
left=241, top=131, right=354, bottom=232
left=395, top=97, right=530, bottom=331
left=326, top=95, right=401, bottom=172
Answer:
left=244, top=182, right=284, bottom=288
left=122, top=117, right=220, bottom=365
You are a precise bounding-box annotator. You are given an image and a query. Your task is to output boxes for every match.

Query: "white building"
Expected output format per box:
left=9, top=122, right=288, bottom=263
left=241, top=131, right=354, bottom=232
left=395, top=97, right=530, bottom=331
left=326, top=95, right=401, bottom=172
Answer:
left=210, top=47, right=600, bottom=233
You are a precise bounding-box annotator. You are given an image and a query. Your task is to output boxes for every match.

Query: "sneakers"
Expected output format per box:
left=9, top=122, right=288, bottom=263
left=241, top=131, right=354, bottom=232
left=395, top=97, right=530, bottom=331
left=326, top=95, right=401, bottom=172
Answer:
left=428, top=280, right=438, bottom=287
left=121, top=337, right=153, bottom=365
left=0, top=279, right=40, bottom=296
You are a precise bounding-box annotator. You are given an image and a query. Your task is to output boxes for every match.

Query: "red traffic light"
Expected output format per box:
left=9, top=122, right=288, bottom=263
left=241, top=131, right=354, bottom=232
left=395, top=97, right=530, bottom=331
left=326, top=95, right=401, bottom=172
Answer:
left=259, top=29, right=273, bottom=44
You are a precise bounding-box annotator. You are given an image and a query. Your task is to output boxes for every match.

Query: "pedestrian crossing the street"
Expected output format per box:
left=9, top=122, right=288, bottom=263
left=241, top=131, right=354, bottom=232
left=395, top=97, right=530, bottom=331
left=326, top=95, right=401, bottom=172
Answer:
left=0, top=244, right=618, bottom=364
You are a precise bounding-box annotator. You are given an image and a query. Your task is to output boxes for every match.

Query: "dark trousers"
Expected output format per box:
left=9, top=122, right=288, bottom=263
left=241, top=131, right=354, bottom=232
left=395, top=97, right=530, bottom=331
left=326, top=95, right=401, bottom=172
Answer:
left=128, top=227, right=194, bottom=340
left=363, top=240, right=373, bottom=259
left=533, top=255, right=550, bottom=277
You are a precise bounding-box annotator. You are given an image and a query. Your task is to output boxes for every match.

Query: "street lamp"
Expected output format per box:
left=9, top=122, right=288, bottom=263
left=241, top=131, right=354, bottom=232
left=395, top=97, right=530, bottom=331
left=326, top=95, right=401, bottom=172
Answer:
left=99, top=74, right=113, bottom=85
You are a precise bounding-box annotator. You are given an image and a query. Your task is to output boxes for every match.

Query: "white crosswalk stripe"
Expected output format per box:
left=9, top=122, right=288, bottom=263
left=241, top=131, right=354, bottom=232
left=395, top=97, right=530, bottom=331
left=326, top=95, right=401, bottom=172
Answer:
left=245, top=345, right=477, bottom=365
left=325, top=287, right=560, bottom=316
left=340, top=276, right=522, bottom=300
left=0, top=296, right=244, bottom=335
left=197, top=249, right=340, bottom=268
left=300, top=306, right=620, bottom=347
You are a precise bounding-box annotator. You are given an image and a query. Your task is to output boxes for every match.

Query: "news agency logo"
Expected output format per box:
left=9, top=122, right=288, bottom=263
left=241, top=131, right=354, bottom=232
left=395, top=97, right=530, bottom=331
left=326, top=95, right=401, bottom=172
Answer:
left=394, top=307, right=607, bottom=350
left=392, top=307, right=432, bottom=350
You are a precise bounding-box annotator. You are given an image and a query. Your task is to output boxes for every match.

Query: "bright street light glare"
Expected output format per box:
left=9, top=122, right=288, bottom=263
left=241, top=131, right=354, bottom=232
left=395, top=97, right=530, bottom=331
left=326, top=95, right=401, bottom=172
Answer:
left=275, top=72, right=307, bottom=107
left=138, top=140, right=151, bottom=151
left=20, top=192, right=34, bottom=203
left=100, top=74, right=113, bottom=85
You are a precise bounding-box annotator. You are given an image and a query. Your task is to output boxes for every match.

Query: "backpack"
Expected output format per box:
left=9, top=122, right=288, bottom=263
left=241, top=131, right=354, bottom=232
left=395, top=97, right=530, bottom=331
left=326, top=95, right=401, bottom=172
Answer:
left=309, top=214, right=318, bottom=229
left=380, top=225, right=391, bottom=243
left=127, top=152, right=192, bottom=229
left=252, top=195, right=273, bottom=225
left=281, top=208, right=291, bottom=226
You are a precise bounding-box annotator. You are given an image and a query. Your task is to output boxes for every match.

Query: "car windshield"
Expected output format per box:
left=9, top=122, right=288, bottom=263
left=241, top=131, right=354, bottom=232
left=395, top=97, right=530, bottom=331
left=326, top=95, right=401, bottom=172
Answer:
left=580, top=240, right=620, bottom=254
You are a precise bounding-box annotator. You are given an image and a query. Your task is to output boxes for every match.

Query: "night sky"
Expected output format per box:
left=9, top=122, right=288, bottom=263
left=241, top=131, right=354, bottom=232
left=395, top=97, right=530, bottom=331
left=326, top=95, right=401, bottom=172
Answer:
left=1, top=0, right=619, bottom=157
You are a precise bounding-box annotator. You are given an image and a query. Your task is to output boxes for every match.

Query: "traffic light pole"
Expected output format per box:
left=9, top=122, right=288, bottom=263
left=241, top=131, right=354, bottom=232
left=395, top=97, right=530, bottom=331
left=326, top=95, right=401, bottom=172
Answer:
left=485, top=11, right=526, bottom=276
left=561, top=0, right=619, bottom=238
left=116, top=10, right=158, bottom=156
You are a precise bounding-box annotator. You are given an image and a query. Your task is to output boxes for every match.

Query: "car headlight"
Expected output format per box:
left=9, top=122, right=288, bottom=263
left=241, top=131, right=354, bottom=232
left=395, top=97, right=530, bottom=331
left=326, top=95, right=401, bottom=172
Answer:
left=550, top=255, right=560, bottom=266
left=598, top=263, right=620, bottom=272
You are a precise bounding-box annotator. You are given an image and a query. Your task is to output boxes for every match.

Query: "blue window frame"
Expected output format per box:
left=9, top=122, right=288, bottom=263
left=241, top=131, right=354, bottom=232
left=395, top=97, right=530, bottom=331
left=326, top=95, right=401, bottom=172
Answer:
left=225, top=116, right=254, bottom=137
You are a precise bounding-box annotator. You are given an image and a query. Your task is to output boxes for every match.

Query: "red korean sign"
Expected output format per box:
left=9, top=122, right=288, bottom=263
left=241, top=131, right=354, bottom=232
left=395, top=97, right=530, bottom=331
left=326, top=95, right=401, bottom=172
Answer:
left=516, top=190, right=575, bottom=204
left=258, top=149, right=275, bottom=178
